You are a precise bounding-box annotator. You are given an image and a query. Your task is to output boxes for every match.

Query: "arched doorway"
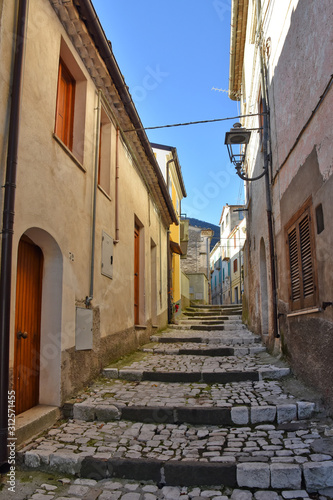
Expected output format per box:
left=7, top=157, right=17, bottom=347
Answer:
left=260, top=238, right=269, bottom=335
left=14, top=228, right=63, bottom=413
left=14, top=236, right=43, bottom=414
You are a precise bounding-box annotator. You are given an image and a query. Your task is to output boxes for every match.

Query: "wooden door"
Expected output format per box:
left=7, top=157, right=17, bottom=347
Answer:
left=14, top=237, right=43, bottom=415
left=134, top=226, right=140, bottom=324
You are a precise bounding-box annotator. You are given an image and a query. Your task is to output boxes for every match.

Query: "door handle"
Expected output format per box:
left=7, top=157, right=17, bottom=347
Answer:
left=17, top=331, right=28, bottom=339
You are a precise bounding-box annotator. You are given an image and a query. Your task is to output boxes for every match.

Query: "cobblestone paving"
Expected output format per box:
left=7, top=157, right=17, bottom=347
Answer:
left=12, top=306, right=333, bottom=498
left=71, top=379, right=293, bottom=408
left=3, top=473, right=333, bottom=499
left=108, top=352, right=284, bottom=373
left=20, top=419, right=332, bottom=465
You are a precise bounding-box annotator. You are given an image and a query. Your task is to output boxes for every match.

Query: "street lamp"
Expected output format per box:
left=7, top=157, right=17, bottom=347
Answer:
left=224, top=122, right=266, bottom=181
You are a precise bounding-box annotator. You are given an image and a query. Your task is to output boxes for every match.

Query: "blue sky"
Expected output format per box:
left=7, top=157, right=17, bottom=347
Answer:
left=92, top=0, right=244, bottom=225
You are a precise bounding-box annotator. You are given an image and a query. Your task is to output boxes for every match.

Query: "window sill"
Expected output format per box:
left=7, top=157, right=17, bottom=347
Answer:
left=53, top=133, right=85, bottom=172
left=98, top=185, right=112, bottom=201
left=287, top=306, right=322, bottom=318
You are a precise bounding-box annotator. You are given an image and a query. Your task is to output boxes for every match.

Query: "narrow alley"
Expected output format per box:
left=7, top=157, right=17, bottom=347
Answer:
left=5, top=305, right=333, bottom=500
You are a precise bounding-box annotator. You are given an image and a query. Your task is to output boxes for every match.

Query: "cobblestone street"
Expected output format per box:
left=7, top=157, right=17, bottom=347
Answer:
left=2, top=305, right=333, bottom=499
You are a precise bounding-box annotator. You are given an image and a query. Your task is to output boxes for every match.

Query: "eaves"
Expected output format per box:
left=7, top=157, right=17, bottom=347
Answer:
left=228, top=0, right=249, bottom=101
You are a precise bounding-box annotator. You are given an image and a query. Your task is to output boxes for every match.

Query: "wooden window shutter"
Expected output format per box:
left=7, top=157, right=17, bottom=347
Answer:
left=288, top=225, right=301, bottom=310
left=55, top=59, right=75, bottom=150
left=286, top=205, right=316, bottom=311
left=299, top=213, right=315, bottom=307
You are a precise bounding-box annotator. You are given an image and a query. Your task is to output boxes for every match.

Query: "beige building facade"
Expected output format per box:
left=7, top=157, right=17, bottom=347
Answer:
left=228, top=0, right=333, bottom=407
left=0, top=0, right=177, bottom=426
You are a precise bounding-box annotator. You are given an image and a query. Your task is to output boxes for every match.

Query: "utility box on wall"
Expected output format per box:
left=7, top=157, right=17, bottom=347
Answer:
left=75, top=307, right=93, bottom=350
left=101, top=231, right=113, bottom=279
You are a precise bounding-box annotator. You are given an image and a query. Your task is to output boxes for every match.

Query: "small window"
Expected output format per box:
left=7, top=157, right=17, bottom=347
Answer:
left=54, top=38, right=87, bottom=164
left=315, top=204, right=324, bottom=234
left=286, top=204, right=317, bottom=311
left=233, top=258, right=238, bottom=273
left=55, top=59, right=75, bottom=150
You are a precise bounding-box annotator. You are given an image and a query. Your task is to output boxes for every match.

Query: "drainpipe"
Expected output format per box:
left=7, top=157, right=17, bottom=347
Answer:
left=166, top=158, right=174, bottom=323
left=85, top=89, right=101, bottom=306
left=167, top=231, right=172, bottom=323
left=255, top=0, right=279, bottom=339
left=0, top=0, right=29, bottom=469
left=114, top=127, right=119, bottom=243
left=159, top=218, right=162, bottom=307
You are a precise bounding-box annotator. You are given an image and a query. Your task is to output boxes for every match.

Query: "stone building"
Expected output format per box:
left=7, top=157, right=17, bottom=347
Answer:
left=228, top=0, right=333, bottom=407
left=181, top=224, right=213, bottom=304
left=0, top=0, right=177, bottom=449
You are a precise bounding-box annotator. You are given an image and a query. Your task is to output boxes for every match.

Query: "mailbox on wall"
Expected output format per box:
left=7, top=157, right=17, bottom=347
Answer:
left=101, top=231, right=113, bottom=279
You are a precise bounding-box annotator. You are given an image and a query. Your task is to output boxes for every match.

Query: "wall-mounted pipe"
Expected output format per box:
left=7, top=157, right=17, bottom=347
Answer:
left=85, top=89, right=101, bottom=306
left=114, top=127, right=119, bottom=243
left=255, top=0, right=279, bottom=339
left=0, top=0, right=29, bottom=469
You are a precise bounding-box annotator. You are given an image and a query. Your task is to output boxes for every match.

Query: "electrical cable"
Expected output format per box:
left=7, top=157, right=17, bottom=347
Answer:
left=123, top=113, right=267, bottom=133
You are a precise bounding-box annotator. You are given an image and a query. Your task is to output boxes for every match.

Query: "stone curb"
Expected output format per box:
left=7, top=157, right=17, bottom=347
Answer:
left=23, top=451, right=333, bottom=491
left=102, top=368, right=289, bottom=383
left=70, top=401, right=315, bottom=426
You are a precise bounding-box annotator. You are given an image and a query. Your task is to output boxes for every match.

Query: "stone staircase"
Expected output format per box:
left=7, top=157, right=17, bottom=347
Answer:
left=18, top=305, right=333, bottom=498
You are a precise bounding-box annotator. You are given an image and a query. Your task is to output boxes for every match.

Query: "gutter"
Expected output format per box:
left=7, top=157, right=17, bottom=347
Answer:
left=228, top=0, right=249, bottom=101
left=0, top=0, right=29, bottom=468
left=72, top=0, right=178, bottom=226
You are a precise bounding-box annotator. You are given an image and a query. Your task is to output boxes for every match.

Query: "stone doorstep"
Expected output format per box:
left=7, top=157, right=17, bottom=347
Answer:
left=15, top=405, right=61, bottom=447
left=22, top=451, right=333, bottom=491
left=70, top=401, right=315, bottom=426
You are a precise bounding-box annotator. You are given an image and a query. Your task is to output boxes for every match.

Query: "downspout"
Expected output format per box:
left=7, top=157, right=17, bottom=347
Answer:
left=255, top=0, right=279, bottom=338
left=159, top=218, right=162, bottom=307
left=167, top=230, right=172, bottom=323
left=85, top=89, right=101, bottom=306
left=0, top=0, right=29, bottom=468
left=114, top=127, right=119, bottom=243
left=166, top=158, right=174, bottom=323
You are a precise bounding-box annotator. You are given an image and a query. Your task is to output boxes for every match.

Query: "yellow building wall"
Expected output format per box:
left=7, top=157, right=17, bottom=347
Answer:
left=170, top=183, right=181, bottom=304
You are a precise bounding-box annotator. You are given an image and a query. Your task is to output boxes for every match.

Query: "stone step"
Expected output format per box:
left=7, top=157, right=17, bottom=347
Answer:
left=151, top=333, right=261, bottom=344
left=102, top=368, right=290, bottom=384
left=142, top=345, right=266, bottom=356
left=178, top=318, right=243, bottom=324
left=184, top=311, right=242, bottom=317
left=20, top=418, right=333, bottom=491
left=168, top=324, right=246, bottom=331
left=66, top=377, right=317, bottom=427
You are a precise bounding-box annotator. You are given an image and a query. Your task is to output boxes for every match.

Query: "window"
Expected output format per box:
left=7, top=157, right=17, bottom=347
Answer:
left=286, top=203, right=317, bottom=311
left=54, top=38, right=87, bottom=165
left=55, top=59, right=75, bottom=150
left=233, top=258, right=238, bottom=273
left=98, top=106, right=112, bottom=196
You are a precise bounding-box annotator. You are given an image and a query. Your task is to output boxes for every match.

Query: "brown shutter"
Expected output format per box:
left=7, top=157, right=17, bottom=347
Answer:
left=288, top=226, right=301, bottom=307
left=286, top=202, right=317, bottom=311
left=299, top=213, right=315, bottom=307
left=55, top=59, right=75, bottom=150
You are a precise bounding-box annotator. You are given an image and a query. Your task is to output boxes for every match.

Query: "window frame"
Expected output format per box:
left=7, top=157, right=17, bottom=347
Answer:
left=55, top=58, right=75, bottom=151
left=285, top=198, right=318, bottom=312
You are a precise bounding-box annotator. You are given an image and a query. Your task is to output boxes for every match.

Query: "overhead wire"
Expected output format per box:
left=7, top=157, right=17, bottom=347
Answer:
left=123, top=112, right=267, bottom=133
